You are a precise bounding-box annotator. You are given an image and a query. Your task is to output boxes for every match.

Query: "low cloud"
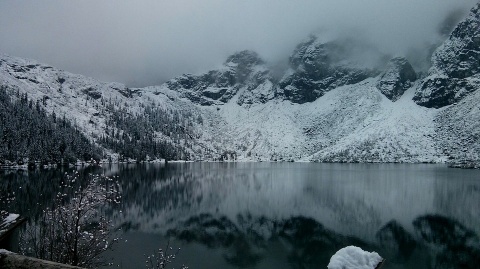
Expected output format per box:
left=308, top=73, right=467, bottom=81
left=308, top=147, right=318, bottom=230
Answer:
left=0, top=0, right=477, bottom=86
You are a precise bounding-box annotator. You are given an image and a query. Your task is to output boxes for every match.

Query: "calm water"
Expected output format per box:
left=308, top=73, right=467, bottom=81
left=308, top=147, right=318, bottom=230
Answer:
left=1, top=163, right=480, bottom=268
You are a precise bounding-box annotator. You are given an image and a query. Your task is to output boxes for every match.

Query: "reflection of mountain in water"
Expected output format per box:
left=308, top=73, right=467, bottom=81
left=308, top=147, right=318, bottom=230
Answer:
left=105, top=163, right=480, bottom=268
left=164, top=213, right=480, bottom=269
left=413, top=215, right=480, bottom=269
left=167, top=214, right=374, bottom=269
left=376, top=220, right=417, bottom=263
left=433, top=177, right=480, bottom=234
left=112, top=164, right=479, bottom=238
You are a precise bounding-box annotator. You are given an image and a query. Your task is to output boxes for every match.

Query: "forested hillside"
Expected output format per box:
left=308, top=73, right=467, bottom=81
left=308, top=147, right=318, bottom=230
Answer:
left=0, top=86, right=99, bottom=166
left=99, top=103, right=200, bottom=162
left=0, top=84, right=204, bottom=166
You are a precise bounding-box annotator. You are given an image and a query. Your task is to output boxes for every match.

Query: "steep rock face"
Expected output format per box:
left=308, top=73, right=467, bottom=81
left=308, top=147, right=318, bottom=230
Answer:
left=414, top=3, right=480, bottom=108
left=376, top=57, right=416, bottom=101
left=165, top=50, right=276, bottom=106
left=279, top=36, right=382, bottom=104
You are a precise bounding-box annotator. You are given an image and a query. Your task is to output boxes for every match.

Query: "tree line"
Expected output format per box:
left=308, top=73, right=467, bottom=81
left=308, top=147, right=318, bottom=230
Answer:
left=99, top=103, right=199, bottom=162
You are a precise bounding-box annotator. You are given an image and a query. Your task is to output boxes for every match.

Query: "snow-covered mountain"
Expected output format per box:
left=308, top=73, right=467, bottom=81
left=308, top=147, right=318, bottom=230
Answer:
left=1, top=2, right=479, bottom=164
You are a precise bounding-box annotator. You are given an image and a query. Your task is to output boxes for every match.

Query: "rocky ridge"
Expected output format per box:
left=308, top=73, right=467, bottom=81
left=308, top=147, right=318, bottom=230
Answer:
left=376, top=57, right=417, bottom=101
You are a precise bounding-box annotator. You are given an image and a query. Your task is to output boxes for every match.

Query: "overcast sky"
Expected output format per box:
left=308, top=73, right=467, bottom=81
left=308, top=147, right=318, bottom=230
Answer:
left=0, top=0, right=477, bottom=87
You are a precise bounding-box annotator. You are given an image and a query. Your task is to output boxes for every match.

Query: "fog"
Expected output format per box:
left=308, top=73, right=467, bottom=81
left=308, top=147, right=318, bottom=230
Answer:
left=0, top=0, right=477, bottom=87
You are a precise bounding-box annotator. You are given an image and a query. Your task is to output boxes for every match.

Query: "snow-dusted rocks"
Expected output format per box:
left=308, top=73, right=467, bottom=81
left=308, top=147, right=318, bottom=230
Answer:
left=0, top=249, right=83, bottom=268
left=376, top=57, right=416, bottom=101
left=414, top=2, right=480, bottom=108
left=0, top=213, right=19, bottom=233
left=164, top=50, right=277, bottom=106
left=327, top=246, right=383, bottom=269
left=0, top=212, right=22, bottom=241
left=279, top=35, right=382, bottom=104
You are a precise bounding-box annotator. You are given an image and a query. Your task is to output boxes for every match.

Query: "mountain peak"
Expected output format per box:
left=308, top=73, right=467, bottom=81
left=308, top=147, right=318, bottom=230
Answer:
left=224, top=50, right=264, bottom=67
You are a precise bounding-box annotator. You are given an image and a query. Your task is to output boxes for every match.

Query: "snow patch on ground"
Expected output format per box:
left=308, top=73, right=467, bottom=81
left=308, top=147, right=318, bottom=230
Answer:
left=2, top=213, right=19, bottom=225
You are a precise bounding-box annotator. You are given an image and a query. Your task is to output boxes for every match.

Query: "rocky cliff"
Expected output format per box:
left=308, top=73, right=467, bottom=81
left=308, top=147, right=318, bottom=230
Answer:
left=414, top=2, right=480, bottom=108
left=164, top=50, right=276, bottom=106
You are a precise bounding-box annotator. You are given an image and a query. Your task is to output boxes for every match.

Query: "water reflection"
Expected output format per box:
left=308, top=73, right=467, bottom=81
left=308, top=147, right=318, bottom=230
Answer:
left=164, top=213, right=375, bottom=269
left=0, top=166, right=102, bottom=220
left=413, top=215, right=480, bottom=269
left=1, top=163, right=479, bottom=268
left=376, top=220, right=417, bottom=263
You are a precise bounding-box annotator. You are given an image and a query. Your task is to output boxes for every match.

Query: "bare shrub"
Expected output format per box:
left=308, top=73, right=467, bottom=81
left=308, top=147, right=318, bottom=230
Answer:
left=19, top=171, right=121, bottom=268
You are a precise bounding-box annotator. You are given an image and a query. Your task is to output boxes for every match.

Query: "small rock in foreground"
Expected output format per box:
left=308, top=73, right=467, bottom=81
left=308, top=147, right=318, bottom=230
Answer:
left=328, top=246, right=384, bottom=269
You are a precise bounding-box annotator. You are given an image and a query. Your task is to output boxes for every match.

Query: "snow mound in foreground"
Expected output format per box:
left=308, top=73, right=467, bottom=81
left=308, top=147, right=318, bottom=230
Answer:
left=328, top=246, right=383, bottom=269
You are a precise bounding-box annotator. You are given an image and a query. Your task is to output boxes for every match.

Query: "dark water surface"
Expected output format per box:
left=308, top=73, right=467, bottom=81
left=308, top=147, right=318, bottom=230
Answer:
left=2, top=163, right=480, bottom=268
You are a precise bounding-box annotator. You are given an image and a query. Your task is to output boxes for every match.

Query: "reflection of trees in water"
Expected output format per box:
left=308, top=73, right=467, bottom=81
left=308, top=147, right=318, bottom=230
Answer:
left=112, top=163, right=271, bottom=230
left=115, top=164, right=201, bottom=212
left=111, top=164, right=216, bottom=229
left=0, top=166, right=101, bottom=220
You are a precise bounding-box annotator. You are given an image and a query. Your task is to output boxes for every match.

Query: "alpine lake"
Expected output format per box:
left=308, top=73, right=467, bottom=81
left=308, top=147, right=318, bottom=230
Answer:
left=1, top=162, right=479, bottom=269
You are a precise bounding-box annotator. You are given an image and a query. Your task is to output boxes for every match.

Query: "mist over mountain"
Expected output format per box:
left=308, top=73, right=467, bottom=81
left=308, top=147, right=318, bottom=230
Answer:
left=0, top=0, right=477, bottom=87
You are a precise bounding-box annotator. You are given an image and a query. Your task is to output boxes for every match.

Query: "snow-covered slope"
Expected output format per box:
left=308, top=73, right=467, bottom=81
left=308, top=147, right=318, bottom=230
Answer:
left=203, top=78, right=440, bottom=163
left=1, top=2, right=479, bottom=163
